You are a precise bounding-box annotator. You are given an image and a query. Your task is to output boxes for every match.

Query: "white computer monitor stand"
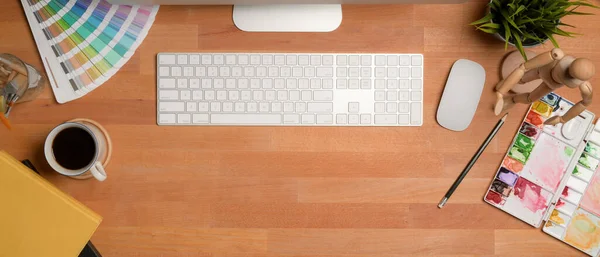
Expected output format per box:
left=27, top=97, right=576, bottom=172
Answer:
left=233, top=4, right=342, bottom=32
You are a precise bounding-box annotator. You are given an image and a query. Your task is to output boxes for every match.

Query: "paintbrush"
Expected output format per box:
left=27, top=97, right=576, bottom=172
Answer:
left=438, top=113, right=509, bottom=208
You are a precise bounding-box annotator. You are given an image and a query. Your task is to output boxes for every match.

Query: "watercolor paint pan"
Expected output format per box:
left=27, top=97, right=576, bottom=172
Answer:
left=20, top=0, right=159, bottom=103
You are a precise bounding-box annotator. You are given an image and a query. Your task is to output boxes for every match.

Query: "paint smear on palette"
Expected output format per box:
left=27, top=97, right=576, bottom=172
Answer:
left=503, top=157, right=524, bottom=173
left=550, top=209, right=571, bottom=227
left=503, top=177, right=552, bottom=226
left=532, top=100, right=553, bottom=118
left=520, top=122, right=540, bottom=139
left=556, top=198, right=578, bottom=215
left=579, top=153, right=600, bottom=170
left=544, top=221, right=566, bottom=239
left=541, top=93, right=561, bottom=108
left=564, top=209, right=600, bottom=256
left=485, top=190, right=505, bottom=207
left=526, top=110, right=546, bottom=128
left=580, top=171, right=600, bottom=217
left=563, top=186, right=584, bottom=204
left=520, top=133, right=575, bottom=191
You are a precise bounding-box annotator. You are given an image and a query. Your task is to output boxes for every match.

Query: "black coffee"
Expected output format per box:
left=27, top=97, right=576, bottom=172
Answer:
left=52, top=127, right=96, bottom=170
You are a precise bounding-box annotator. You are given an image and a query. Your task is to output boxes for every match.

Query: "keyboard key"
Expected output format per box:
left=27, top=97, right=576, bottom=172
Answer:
left=302, top=91, right=312, bottom=101
left=181, top=90, right=191, bottom=100
left=399, top=55, right=410, bottom=66
left=235, top=102, right=245, bottom=112
left=178, top=114, right=191, bottom=124
left=249, top=79, right=260, bottom=88
left=299, top=55, right=310, bottom=65
left=241, top=91, right=251, bottom=100
left=412, top=79, right=423, bottom=89
left=159, top=54, right=176, bottom=65
left=284, top=114, right=300, bottom=124
left=187, top=102, right=197, bottom=112
left=361, top=55, right=372, bottom=66
left=231, top=67, right=242, bottom=77
left=295, top=102, right=306, bottom=112
left=238, top=79, right=249, bottom=89
left=229, top=91, right=240, bottom=100
left=374, top=91, right=385, bottom=101
left=256, top=67, right=267, bottom=77
left=266, top=91, right=276, bottom=100
left=208, top=67, right=218, bottom=76
left=349, top=79, right=359, bottom=89
left=281, top=67, right=291, bottom=77
left=159, top=102, right=184, bottom=112
left=316, top=114, right=333, bottom=124
left=275, top=79, right=285, bottom=89
left=361, top=67, right=371, bottom=77
left=219, top=67, right=230, bottom=77
left=317, top=67, right=333, bottom=77
left=399, top=91, right=409, bottom=101
left=292, top=67, right=303, bottom=77
left=323, top=79, right=334, bottom=89
left=159, top=114, right=176, bottom=124
left=308, top=103, right=333, bottom=113
left=386, top=102, right=397, bottom=113
left=204, top=91, right=215, bottom=100
left=348, top=67, right=360, bottom=77
left=305, top=67, right=316, bottom=77
left=286, top=79, right=297, bottom=89
left=375, top=114, right=397, bottom=124
left=199, top=102, right=209, bottom=112
left=195, top=67, right=206, bottom=77
left=277, top=91, right=288, bottom=100
left=283, top=103, right=294, bottom=113
left=349, top=55, right=360, bottom=66
left=226, top=78, right=236, bottom=88
left=411, top=91, right=422, bottom=101
left=287, top=55, right=298, bottom=65
left=348, top=114, right=359, bottom=124
left=275, top=55, right=286, bottom=65
left=360, top=114, right=372, bottom=124
left=348, top=102, right=359, bottom=113
left=299, top=79, right=309, bottom=89
left=211, top=114, right=282, bottom=124
left=171, top=67, right=181, bottom=76
left=411, top=55, right=423, bottom=66
left=262, top=55, right=273, bottom=65
left=159, top=90, right=178, bottom=100
left=190, top=79, right=200, bottom=88
left=254, top=91, right=264, bottom=100
left=411, top=103, right=422, bottom=125
left=314, top=91, right=333, bottom=101
left=217, top=90, right=227, bottom=100
left=177, top=79, right=188, bottom=88
left=210, top=102, right=221, bottom=112
left=262, top=79, right=273, bottom=89
left=214, top=79, right=224, bottom=88
left=374, top=103, right=385, bottom=113
left=387, top=91, right=397, bottom=101
left=245, top=67, right=256, bottom=77
left=374, top=79, right=385, bottom=89
left=214, top=55, right=224, bottom=65
left=399, top=79, right=410, bottom=89
left=302, top=114, right=315, bottom=124
left=201, top=55, right=212, bottom=65
left=272, top=102, right=282, bottom=112
left=337, top=55, right=348, bottom=66
left=193, top=90, right=203, bottom=100
left=412, top=67, right=423, bottom=78
left=184, top=67, right=194, bottom=77
left=192, top=114, right=209, bottom=123
left=387, top=67, right=398, bottom=78
left=336, top=114, right=347, bottom=124
left=336, top=79, right=347, bottom=89
left=387, top=79, right=398, bottom=89
left=387, top=55, right=398, bottom=66
left=337, top=67, right=347, bottom=77
left=247, top=102, right=258, bottom=112
left=259, top=102, right=270, bottom=112
left=225, top=55, right=236, bottom=65
left=399, top=67, right=410, bottom=78
left=311, top=79, right=321, bottom=89
left=322, top=55, right=334, bottom=65
left=250, top=55, right=261, bottom=65
left=223, top=102, right=233, bottom=112
left=398, top=114, right=410, bottom=125
left=311, top=55, right=321, bottom=66
left=159, top=78, right=176, bottom=88
left=238, top=55, right=249, bottom=65
left=375, top=55, right=386, bottom=66
left=289, top=90, right=300, bottom=101
left=375, top=67, right=385, bottom=78
left=177, top=55, right=188, bottom=65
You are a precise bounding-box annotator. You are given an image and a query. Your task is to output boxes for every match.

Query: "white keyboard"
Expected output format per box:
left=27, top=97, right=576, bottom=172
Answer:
left=156, top=53, right=424, bottom=126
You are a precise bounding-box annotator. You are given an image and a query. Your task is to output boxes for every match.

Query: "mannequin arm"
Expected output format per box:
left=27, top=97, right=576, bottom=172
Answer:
left=544, top=82, right=593, bottom=125
left=497, top=49, right=565, bottom=94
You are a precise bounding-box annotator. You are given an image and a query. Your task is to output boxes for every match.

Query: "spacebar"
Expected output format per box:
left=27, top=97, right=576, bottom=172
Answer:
left=210, top=114, right=282, bottom=124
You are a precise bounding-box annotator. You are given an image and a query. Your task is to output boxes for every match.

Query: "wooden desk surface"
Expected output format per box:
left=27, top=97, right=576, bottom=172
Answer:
left=2, top=0, right=600, bottom=256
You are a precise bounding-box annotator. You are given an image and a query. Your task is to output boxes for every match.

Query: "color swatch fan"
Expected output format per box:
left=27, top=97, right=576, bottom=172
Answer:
left=20, top=0, right=159, bottom=103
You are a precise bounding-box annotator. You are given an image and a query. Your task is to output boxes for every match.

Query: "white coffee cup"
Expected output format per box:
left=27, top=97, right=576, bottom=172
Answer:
left=44, top=119, right=112, bottom=181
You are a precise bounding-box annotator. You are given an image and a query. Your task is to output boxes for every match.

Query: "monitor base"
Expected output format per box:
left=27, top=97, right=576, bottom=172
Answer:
left=233, top=4, right=342, bottom=32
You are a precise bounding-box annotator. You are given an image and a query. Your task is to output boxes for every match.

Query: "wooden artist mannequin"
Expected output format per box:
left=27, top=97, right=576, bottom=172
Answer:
left=495, top=48, right=595, bottom=125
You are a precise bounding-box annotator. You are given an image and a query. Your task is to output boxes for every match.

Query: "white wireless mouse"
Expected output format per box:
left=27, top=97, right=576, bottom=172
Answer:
left=437, top=59, right=486, bottom=131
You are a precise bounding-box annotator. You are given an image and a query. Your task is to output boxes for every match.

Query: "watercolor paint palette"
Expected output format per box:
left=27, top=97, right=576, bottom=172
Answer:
left=20, top=0, right=159, bottom=103
left=485, top=93, right=600, bottom=256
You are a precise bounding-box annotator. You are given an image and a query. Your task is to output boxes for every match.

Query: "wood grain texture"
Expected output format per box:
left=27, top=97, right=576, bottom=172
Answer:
left=1, top=0, right=599, bottom=256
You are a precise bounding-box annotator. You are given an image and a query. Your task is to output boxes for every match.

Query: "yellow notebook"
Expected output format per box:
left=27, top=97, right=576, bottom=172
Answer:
left=0, top=151, right=102, bottom=257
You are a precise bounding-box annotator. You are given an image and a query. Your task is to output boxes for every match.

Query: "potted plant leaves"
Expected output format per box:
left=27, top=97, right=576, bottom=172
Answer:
left=470, top=0, right=598, bottom=60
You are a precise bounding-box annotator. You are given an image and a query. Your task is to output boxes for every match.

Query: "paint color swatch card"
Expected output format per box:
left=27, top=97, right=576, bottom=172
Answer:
left=484, top=93, right=600, bottom=256
left=20, top=0, right=159, bottom=103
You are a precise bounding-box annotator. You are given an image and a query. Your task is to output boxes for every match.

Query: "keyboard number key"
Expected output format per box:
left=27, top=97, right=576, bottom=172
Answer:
left=322, top=55, right=334, bottom=65
left=336, top=55, right=348, bottom=66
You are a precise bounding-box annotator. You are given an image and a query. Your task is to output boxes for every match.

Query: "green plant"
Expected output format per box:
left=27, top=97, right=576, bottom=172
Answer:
left=470, top=0, right=598, bottom=60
